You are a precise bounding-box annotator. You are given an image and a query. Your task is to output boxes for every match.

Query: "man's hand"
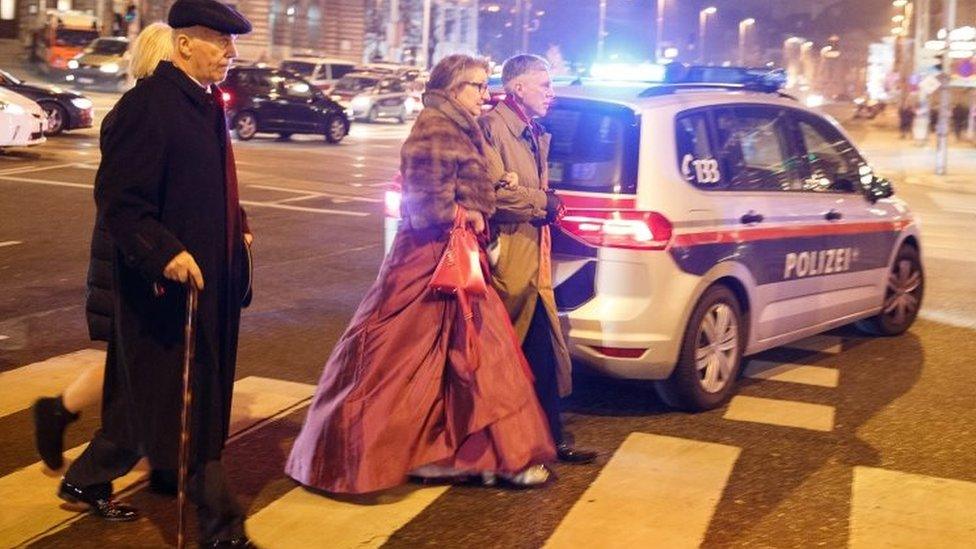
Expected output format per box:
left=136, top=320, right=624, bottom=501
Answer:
left=499, top=172, right=519, bottom=188
left=163, top=251, right=204, bottom=290
left=544, top=190, right=566, bottom=224
left=244, top=233, right=254, bottom=247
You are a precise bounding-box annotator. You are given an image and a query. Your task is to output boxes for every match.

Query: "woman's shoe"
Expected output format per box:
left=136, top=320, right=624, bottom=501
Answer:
left=497, top=464, right=552, bottom=489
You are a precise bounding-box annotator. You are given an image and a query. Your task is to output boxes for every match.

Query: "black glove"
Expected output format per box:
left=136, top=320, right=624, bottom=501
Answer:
left=544, top=189, right=566, bottom=224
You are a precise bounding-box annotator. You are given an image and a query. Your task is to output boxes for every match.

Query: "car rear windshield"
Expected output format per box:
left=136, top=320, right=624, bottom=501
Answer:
left=281, top=61, right=315, bottom=77
left=335, top=76, right=379, bottom=92
left=88, top=39, right=127, bottom=55
left=539, top=98, right=640, bottom=194
left=56, top=30, right=99, bottom=47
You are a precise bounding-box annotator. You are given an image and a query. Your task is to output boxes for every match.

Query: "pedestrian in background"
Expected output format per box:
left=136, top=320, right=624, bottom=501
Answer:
left=286, top=54, right=555, bottom=494
left=31, top=22, right=176, bottom=495
left=480, top=54, right=597, bottom=465
left=56, top=1, right=255, bottom=546
left=898, top=103, right=915, bottom=139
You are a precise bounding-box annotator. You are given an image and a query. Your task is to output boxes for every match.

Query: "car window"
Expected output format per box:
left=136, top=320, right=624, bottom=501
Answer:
left=282, top=77, right=313, bottom=99
left=280, top=61, right=315, bottom=78
left=714, top=106, right=804, bottom=192
left=242, top=71, right=275, bottom=92
left=88, top=39, right=127, bottom=55
left=379, top=79, right=403, bottom=93
left=796, top=113, right=862, bottom=193
left=675, top=111, right=723, bottom=188
left=335, top=76, right=378, bottom=92
left=539, top=99, right=639, bottom=194
left=330, top=64, right=356, bottom=79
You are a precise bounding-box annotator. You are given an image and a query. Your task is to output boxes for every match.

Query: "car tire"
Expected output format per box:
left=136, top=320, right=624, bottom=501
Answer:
left=278, top=132, right=292, bottom=140
left=856, top=244, right=923, bottom=336
left=367, top=105, right=380, bottom=123
left=41, top=103, right=67, bottom=136
left=655, top=285, right=744, bottom=412
left=324, top=115, right=348, bottom=144
left=233, top=111, right=258, bottom=141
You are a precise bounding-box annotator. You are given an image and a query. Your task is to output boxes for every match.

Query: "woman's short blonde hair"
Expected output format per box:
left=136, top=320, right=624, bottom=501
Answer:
left=129, top=22, right=173, bottom=80
left=426, top=54, right=490, bottom=93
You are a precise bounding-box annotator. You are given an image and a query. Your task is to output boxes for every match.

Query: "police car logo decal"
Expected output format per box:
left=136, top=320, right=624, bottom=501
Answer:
left=784, top=247, right=861, bottom=280
left=681, top=154, right=722, bottom=185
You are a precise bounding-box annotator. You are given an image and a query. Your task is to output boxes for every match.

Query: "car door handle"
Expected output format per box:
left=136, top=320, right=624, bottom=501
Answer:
left=825, top=209, right=843, bottom=221
left=740, top=211, right=764, bottom=224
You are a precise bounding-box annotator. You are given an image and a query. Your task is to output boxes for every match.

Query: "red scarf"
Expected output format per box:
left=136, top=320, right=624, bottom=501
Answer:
left=504, top=95, right=543, bottom=139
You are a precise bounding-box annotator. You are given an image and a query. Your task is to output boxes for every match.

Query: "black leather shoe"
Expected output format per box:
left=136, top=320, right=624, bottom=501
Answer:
left=33, top=396, right=79, bottom=470
left=205, top=537, right=257, bottom=548
left=58, top=480, right=139, bottom=522
left=148, top=468, right=177, bottom=496
left=556, top=443, right=598, bottom=464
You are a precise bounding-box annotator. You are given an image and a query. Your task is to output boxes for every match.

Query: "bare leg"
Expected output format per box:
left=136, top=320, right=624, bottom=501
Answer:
left=62, top=363, right=104, bottom=413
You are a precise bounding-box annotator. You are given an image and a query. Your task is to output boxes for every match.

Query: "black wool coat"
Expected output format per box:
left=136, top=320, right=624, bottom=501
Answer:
left=94, top=61, right=250, bottom=468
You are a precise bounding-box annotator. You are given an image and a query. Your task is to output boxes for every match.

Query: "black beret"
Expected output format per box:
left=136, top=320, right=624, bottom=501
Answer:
left=168, top=0, right=252, bottom=35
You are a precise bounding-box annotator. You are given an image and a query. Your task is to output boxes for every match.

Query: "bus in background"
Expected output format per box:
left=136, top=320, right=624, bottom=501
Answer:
left=31, top=10, right=101, bottom=74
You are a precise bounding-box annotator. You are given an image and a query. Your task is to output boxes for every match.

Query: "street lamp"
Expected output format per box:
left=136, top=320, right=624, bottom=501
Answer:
left=698, top=6, right=717, bottom=64
left=597, top=0, right=608, bottom=60
left=656, top=0, right=669, bottom=62
left=739, top=17, right=756, bottom=65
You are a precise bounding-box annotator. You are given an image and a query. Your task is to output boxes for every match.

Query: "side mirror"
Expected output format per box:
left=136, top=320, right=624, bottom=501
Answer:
left=863, top=176, right=894, bottom=202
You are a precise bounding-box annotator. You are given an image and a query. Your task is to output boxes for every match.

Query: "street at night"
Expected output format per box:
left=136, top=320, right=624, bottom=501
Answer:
left=2, top=87, right=975, bottom=547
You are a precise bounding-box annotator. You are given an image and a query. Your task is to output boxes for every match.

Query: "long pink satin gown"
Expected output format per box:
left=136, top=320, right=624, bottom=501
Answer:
left=285, top=223, right=556, bottom=494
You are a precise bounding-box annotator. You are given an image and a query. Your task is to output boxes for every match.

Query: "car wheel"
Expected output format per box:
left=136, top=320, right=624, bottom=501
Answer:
left=324, top=115, right=348, bottom=144
left=856, top=244, right=923, bottom=336
left=278, top=132, right=292, bottom=140
left=42, top=103, right=66, bottom=136
left=367, top=105, right=380, bottom=123
left=655, top=285, right=743, bottom=412
left=233, top=111, right=258, bottom=141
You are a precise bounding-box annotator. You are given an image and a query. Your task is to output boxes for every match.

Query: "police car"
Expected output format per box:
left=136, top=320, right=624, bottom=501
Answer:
left=384, top=66, right=923, bottom=412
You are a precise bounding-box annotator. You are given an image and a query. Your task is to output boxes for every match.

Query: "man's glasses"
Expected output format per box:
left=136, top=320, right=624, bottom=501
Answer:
left=461, top=81, right=489, bottom=93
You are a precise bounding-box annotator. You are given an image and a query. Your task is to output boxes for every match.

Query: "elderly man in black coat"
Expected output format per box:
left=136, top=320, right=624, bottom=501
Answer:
left=58, top=1, right=255, bottom=546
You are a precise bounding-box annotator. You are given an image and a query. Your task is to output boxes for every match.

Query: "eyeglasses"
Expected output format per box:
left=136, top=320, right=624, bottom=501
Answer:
left=460, top=81, right=489, bottom=93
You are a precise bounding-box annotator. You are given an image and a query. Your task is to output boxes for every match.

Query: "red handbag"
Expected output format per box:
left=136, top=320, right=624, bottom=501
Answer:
left=429, top=206, right=488, bottom=319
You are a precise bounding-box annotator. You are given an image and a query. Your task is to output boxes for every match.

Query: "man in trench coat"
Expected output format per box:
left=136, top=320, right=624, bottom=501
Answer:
left=480, top=54, right=596, bottom=464
left=58, top=1, right=255, bottom=546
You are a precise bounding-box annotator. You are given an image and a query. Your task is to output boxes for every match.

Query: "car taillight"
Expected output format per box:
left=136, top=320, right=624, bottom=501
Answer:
left=221, top=91, right=232, bottom=105
left=559, top=209, right=672, bottom=250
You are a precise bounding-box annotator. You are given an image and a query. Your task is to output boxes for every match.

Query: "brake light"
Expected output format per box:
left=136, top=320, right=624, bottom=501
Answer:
left=559, top=209, right=672, bottom=250
left=384, top=172, right=403, bottom=219
left=221, top=91, right=232, bottom=104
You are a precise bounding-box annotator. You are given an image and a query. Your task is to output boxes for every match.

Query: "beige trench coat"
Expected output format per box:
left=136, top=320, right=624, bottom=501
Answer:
left=479, top=101, right=573, bottom=397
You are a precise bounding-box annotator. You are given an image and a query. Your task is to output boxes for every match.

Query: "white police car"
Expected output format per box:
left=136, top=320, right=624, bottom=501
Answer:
left=385, top=66, right=923, bottom=412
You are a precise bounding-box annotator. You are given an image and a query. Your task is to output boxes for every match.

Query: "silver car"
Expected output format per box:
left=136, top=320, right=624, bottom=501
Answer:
left=329, top=72, right=419, bottom=123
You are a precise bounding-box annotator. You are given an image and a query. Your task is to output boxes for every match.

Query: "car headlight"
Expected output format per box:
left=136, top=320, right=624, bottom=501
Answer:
left=70, top=97, right=93, bottom=110
left=100, top=63, right=120, bottom=74
left=351, top=95, right=371, bottom=109
left=0, top=101, right=26, bottom=115
left=67, top=59, right=80, bottom=70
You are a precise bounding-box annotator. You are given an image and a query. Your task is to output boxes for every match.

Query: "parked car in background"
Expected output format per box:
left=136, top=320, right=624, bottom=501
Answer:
left=222, top=66, right=351, bottom=143
left=31, top=10, right=101, bottom=74
left=0, top=86, right=48, bottom=147
left=65, top=36, right=130, bottom=91
left=0, top=68, right=93, bottom=136
left=279, top=56, right=357, bottom=92
left=330, top=71, right=418, bottom=123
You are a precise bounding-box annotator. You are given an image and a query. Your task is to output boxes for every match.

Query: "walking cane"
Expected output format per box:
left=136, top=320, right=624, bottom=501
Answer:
left=177, top=283, right=199, bottom=549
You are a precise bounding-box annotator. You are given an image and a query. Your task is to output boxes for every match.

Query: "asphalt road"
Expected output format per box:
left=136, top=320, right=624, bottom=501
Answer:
left=0, top=90, right=974, bottom=548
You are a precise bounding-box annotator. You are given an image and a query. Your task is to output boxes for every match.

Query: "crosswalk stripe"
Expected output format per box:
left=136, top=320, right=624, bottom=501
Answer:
left=723, top=396, right=835, bottom=432
left=850, top=467, right=976, bottom=548
left=247, top=485, right=449, bottom=548
left=743, top=360, right=840, bottom=388
left=783, top=335, right=843, bottom=355
left=1, top=376, right=315, bottom=548
left=0, top=349, right=105, bottom=420
left=544, top=434, right=740, bottom=549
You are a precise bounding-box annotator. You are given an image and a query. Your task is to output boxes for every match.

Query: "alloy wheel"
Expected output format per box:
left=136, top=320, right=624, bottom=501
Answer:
left=694, top=303, right=739, bottom=394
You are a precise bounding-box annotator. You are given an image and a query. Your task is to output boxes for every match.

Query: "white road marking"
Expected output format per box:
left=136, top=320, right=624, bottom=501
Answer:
left=248, top=183, right=382, bottom=203
left=545, top=433, right=740, bottom=549
left=248, top=485, right=449, bottom=549
left=850, top=467, right=976, bottom=549
left=744, top=360, right=840, bottom=388
left=0, top=240, right=24, bottom=248
left=0, top=349, right=106, bottom=420
left=4, top=376, right=315, bottom=547
left=0, top=174, right=93, bottom=189
left=239, top=199, right=370, bottom=217
left=723, top=396, right=835, bottom=432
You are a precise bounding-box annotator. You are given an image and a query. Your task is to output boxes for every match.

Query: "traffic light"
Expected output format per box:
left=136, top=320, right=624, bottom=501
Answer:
left=124, top=4, right=136, bottom=24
